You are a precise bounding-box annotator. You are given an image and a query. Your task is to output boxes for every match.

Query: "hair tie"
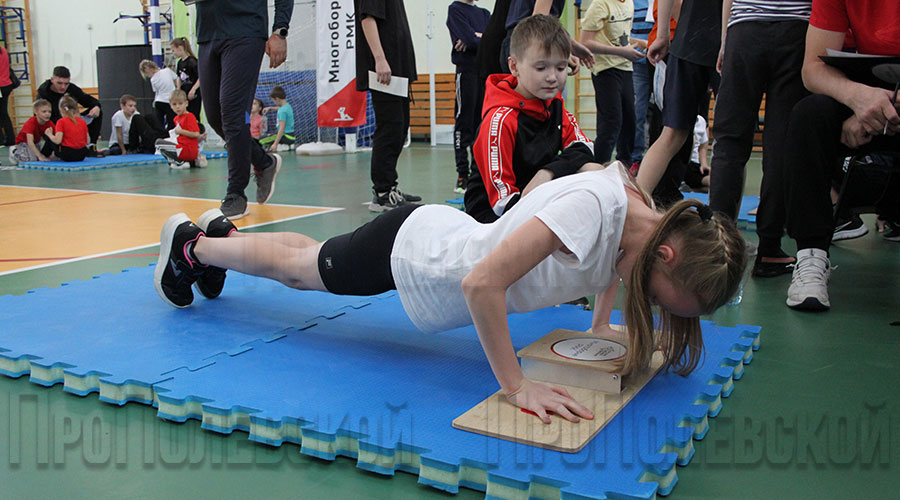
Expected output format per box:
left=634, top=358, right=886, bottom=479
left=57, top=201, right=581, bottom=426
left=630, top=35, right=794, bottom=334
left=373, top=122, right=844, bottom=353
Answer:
left=697, top=205, right=713, bottom=222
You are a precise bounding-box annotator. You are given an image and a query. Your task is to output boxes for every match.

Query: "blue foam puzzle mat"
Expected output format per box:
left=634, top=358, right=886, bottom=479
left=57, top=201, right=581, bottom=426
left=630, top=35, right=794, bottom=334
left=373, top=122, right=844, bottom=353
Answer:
left=446, top=197, right=464, bottom=204
left=17, top=151, right=228, bottom=172
left=0, top=264, right=369, bottom=404
left=681, top=193, right=758, bottom=224
left=0, top=266, right=761, bottom=498
left=153, top=293, right=760, bottom=499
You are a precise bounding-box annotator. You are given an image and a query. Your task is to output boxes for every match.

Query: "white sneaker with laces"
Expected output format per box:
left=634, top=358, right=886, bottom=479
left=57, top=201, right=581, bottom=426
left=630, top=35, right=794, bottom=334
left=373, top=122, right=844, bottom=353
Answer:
left=786, top=248, right=831, bottom=311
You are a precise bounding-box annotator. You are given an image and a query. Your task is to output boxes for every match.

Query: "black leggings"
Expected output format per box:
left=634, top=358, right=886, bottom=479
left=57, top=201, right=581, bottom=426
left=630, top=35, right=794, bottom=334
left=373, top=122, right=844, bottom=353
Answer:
left=57, top=145, right=88, bottom=162
left=317, top=204, right=421, bottom=295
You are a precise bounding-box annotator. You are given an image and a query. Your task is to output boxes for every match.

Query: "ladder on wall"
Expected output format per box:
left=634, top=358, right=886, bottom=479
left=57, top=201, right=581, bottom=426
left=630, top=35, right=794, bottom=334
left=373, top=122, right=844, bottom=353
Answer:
left=0, top=0, right=35, bottom=132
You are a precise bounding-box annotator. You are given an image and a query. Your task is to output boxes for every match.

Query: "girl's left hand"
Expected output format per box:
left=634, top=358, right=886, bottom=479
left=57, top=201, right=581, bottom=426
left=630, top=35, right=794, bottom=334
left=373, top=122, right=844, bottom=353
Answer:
left=505, top=379, right=594, bottom=424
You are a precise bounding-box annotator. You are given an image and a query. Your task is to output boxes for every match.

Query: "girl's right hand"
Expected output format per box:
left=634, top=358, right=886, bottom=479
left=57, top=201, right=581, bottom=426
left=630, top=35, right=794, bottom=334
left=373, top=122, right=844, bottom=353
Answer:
left=505, top=379, right=594, bottom=424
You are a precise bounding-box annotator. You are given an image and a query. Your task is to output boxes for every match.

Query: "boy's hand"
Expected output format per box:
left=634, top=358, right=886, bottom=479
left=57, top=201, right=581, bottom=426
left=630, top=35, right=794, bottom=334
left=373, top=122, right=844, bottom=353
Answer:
left=619, top=45, right=645, bottom=62
left=44, top=128, right=54, bottom=138
left=173, top=124, right=184, bottom=135
left=268, top=143, right=278, bottom=153
left=647, top=38, right=669, bottom=64
left=505, top=379, right=594, bottom=424
left=454, top=39, right=468, bottom=52
left=38, top=154, right=49, bottom=162
left=570, top=40, right=595, bottom=71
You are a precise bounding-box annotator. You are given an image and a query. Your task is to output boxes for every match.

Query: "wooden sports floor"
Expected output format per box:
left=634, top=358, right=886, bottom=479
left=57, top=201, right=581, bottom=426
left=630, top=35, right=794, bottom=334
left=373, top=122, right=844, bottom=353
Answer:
left=0, top=145, right=897, bottom=498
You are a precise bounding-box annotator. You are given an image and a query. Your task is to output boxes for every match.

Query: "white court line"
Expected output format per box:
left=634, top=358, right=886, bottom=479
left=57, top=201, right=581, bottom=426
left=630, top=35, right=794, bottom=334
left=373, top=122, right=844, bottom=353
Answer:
left=0, top=186, right=344, bottom=277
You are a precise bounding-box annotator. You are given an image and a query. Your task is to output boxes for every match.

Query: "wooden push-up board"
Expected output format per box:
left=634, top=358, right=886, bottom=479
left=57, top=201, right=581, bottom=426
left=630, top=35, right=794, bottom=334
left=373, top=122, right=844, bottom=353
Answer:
left=453, top=329, right=664, bottom=453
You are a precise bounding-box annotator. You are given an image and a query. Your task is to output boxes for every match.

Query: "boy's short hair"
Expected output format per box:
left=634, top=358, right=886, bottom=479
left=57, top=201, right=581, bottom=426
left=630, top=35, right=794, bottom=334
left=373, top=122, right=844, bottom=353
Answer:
left=119, top=94, right=137, bottom=106
left=52, top=66, right=70, bottom=79
left=33, top=98, right=51, bottom=110
left=509, top=14, right=571, bottom=59
left=169, top=89, right=188, bottom=103
left=269, top=86, right=286, bottom=100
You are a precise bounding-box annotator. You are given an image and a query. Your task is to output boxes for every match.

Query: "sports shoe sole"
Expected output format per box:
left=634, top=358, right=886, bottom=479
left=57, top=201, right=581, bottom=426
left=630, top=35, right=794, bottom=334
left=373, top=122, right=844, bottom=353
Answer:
left=154, top=213, right=192, bottom=309
left=258, top=154, right=282, bottom=205
left=368, top=202, right=395, bottom=213
left=786, top=296, right=830, bottom=311
left=832, top=223, right=868, bottom=241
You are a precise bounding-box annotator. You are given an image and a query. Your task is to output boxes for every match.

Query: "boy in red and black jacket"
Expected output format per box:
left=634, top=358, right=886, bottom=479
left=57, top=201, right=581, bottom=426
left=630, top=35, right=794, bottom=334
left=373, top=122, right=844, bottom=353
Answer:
left=464, top=15, right=594, bottom=223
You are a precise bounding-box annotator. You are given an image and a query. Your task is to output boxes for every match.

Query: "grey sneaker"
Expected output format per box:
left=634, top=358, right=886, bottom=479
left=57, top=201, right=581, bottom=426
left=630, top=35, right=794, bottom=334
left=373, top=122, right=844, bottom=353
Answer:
left=255, top=153, right=282, bottom=204
left=786, top=248, right=831, bottom=311
left=398, top=189, right=422, bottom=202
left=369, top=187, right=410, bottom=212
left=220, top=193, right=250, bottom=220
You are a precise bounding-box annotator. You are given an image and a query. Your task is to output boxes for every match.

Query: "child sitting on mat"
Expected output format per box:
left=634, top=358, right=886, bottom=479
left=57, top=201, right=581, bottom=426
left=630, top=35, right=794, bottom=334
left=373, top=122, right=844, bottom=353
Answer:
left=249, top=98, right=267, bottom=139
left=154, top=161, right=747, bottom=424
left=45, top=95, right=106, bottom=162
left=10, top=99, right=55, bottom=164
left=155, top=90, right=206, bottom=169
left=259, top=86, right=295, bottom=152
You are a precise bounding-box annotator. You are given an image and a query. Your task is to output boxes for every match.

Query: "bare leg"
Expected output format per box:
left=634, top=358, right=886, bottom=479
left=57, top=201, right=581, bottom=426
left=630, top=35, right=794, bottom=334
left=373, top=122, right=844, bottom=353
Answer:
left=636, top=126, right=690, bottom=192
left=193, top=233, right=327, bottom=291
left=228, top=231, right=319, bottom=248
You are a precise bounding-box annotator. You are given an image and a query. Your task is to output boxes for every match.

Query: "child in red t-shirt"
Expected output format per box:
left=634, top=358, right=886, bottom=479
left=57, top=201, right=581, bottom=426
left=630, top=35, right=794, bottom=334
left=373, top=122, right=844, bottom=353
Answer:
left=156, top=90, right=207, bottom=169
left=46, top=95, right=106, bottom=161
left=11, top=99, right=55, bottom=164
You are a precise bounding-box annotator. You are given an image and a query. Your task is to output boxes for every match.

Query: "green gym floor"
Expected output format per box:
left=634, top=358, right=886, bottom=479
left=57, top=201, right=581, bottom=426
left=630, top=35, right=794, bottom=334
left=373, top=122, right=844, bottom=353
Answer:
left=0, top=145, right=897, bottom=499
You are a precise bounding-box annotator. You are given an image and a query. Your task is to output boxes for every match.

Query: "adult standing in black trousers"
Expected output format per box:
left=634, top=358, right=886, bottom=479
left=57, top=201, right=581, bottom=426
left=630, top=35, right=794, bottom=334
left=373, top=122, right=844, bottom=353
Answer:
left=37, top=66, right=103, bottom=148
left=708, top=0, right=811, bottom=278
left=783, top=0, right=900, bottom=311
left=196, top=0, right=291, bottom=219
left=447, top=0, right=491, bottom=194
left=355, top=0, right=421, bottom=212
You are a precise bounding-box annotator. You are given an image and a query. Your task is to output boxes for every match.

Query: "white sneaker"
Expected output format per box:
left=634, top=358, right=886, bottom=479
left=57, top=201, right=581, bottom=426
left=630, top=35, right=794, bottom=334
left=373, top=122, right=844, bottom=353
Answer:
left=786, top=248, right=831, bottom=311
left=194, top=154, right=208, bottom=168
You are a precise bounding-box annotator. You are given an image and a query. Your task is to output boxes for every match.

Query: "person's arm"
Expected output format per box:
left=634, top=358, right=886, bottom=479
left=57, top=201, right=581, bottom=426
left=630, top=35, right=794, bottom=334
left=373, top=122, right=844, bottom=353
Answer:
left=25, top=133, right=49, bottom=161
left=45, top=125, right=62, bottom=145
left=532, top=0, right=554, bottom=15
left=188, top=80, right=201, bottom=100
left=717, top=0, right=733, bottom=73
left=580, top=29, right=644, bottom=61
left=802, top=26, right=900, bottom=136
left=115, top=126, right=126, bottom=154
left=699, top=140, right=709, bottom=173
left=462, top=216, right=595, bottom=424
left=266, top=0, right=293, bottom=68
left=447, top=6, right=482, bottom=50
left=269, top=120, right=286, bottom=152
left=473, top=108, right=521, bottom=216
left=647, top=0, right=675, bottom=64
left=71, top=84, right=101, bottom=118
left=361, top=15, right=391, bottom=85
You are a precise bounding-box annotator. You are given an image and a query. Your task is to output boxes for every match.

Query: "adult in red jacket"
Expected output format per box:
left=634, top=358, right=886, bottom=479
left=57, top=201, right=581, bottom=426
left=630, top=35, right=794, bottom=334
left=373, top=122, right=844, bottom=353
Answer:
left=464, top=73, right=594, bottom=223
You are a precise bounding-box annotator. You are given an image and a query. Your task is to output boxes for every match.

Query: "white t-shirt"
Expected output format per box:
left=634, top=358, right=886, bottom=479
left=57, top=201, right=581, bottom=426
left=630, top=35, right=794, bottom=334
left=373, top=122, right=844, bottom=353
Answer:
left=391, top=166, right=630, bottom=333
left=150, top=68, right=178, bottom=103
left=108, top=109, right=138, bottom=146
left=690, top=115, right=709, bottom=164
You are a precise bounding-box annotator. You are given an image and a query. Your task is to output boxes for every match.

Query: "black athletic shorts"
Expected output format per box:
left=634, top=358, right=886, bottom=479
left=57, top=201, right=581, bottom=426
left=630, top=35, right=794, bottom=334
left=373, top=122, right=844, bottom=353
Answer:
left=661, top=55, right=719, bottom=131
left=317, top=204, right=422, bottom=295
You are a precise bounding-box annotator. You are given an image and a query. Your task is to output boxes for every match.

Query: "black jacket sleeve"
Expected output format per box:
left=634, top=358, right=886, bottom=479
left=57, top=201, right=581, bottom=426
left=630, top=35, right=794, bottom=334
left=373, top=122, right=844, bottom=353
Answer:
left=542, top=142, right=594, bottom=179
